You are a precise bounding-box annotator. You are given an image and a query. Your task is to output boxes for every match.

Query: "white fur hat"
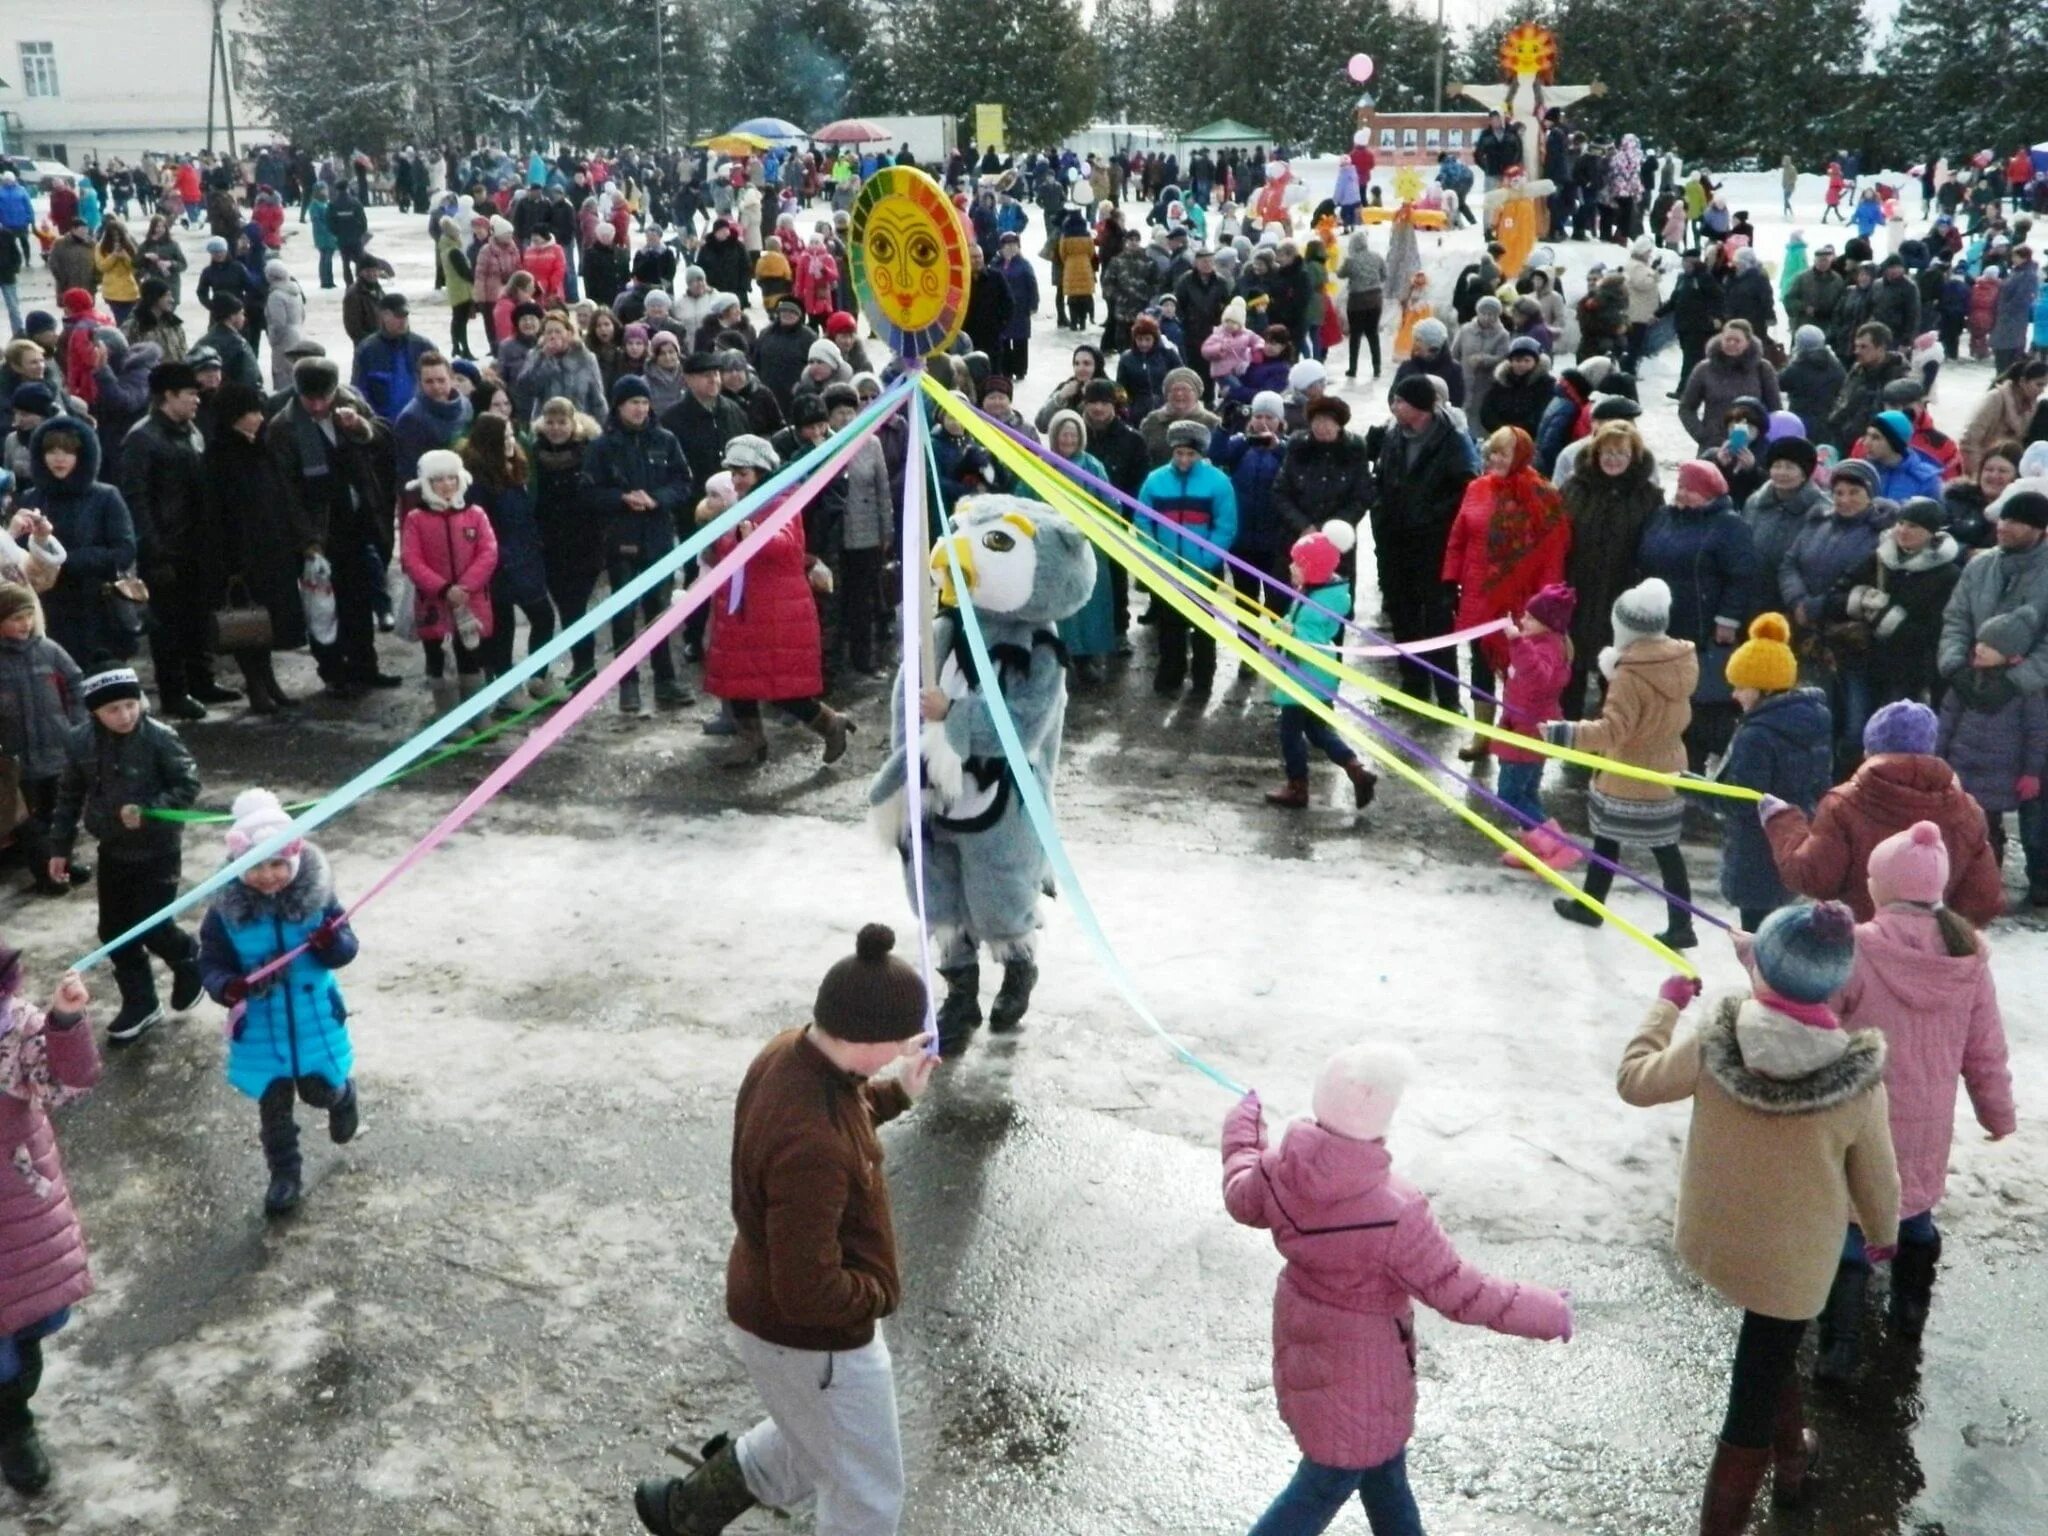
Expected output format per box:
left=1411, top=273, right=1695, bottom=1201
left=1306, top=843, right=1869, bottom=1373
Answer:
left=1312, top=1043, right=1415, bottom=1142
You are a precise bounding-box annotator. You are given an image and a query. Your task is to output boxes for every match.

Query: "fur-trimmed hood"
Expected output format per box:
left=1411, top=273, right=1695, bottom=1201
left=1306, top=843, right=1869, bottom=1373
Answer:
left=212, top=843, right=335, bottom=928
left=1697, top=994, right=1886, bottom=1114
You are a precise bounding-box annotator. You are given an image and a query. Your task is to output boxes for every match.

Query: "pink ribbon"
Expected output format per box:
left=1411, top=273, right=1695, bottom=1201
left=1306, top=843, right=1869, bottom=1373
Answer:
left=1339, top=617, right=1512, bottom=660
left=223, top=405, right=902, bottom=1006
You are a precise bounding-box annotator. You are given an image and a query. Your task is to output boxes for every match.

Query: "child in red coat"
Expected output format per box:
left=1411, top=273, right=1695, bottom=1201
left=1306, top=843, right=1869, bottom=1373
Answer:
left=0, top=951, right=97, bottom=1495
left=400, top=449, right=499, bottom=713
left=1497, top=583, right=1580, bottom=869
left=519, top=232, right=568, bottom=302
left=701, top=436, right=853, bottom=769
left=1222, top=1045, right=1571, bottom=1534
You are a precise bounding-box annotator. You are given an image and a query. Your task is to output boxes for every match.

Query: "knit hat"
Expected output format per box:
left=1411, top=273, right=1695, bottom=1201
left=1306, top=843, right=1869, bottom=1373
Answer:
left=1879, top=377, right=1926, bottom=407
left=826, top=311, right=858, bottom=337
left=1411, top=317, right=1448, bottom=349
left=1764, top=436, right=1818, bottom=477
left=1221, top=296, right=1247, bottom=326
left=207, top=291, right=249, bottom=321
left=1867, top=821, right=1949, bottom=908
left=1676, top=459, right=1728, bottom=501
left=8, top=382, right=55, bottom=417
left=807, top=338, right=841, bottom=368
left=225, top=787, right=305, bottom=875
left=1391, top=374, right=1438, bottom=412
left=2000, top=490, right=2048, bottom=529
left=1477, top=295, right=1503, bottom=319
left=0, top=584, right=37, bottom=627
left=1976, top=604, right=2039, bottom=660
left=1287, top=359, right=1326, bottom=392
left=1870, top=409, right=1914, bottom=455
left=812, top=923, right=928, bottom=1043
left=1249, top=390, right=1285, bottom=422
left=1312, top=1042, right=1415, bottom=1142
left=1610, top=577, right=1672, bottom=650
left=1506, top=334, right=1544, bottom=358
left=1752, top=901, right=1857, bottom=1005
left=1895, top=496, right=1947, bottom=532
left=1829, top=457, right=1880, bottom=496
left=1166, top=418, right=1210, bottom=451
left=21, top=311, right=55, bottom=338
left=1289, top=519, right=1356, bottom=587
left=609, top=374, right=651, bottom=410
left=1793, top=324, right=1828, bottom=355
left=205, top=236, right=229, bottom=255
left=1163, top=366, right=1202, bottom=396
left=490, top=215, right=514, bottom=238
left=1524, top=582, right=1576, bottom=634
left=81, top=667, right=144, bottom=711
left=723, top=434, right=779, bottom=473
left=1725, top=612, right=1797, bottom=693
left=1578, top=355, right=1616, bottom=388
left=1863, top=699, right=1938, bottom=757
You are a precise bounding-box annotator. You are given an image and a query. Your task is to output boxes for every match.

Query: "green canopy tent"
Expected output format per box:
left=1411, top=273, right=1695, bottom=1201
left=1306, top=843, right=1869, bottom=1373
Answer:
left=1176, top=118, right=1272, bottom=148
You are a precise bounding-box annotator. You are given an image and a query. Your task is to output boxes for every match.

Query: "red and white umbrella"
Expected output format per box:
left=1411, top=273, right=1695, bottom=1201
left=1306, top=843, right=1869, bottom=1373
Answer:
left=814, top=119, right=892, bottom=145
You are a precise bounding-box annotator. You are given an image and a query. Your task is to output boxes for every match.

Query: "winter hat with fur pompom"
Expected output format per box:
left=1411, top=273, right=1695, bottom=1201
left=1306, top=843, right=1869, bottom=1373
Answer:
left=1609, top=577, right=1671, bottom=651
left=1725, top=612, right=1797, bottom=693
left=1313, top=1041, right=1415, bottom=1141
left=1289, top=519, right=1356, bottom=587
left=226, top=788, right=304, bottom=878
left=1866, top=821, right=1948, bottom=908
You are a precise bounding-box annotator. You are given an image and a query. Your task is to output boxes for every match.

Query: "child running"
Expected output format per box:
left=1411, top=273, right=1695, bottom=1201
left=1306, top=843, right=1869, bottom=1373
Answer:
left=1496, top=582, right=1577, bottom=868
left=198, top=790, right=361, bottom=1218
left=1261, top=520, right=1378, bottom=810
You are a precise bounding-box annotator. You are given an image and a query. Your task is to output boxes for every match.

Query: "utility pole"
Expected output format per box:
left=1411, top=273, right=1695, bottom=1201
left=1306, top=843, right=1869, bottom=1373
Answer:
left=654, top=0, right=667, bottom=151
left=206, top=0, right=241, bottom=157
left=1433, top=0, right=1445, bottom=112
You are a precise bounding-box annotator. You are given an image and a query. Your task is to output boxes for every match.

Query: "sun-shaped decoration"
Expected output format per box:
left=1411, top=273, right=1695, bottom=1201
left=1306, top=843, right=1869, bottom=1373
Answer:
left=1392, top=166, right=1425, bottom=206
left=1498, top=21, right=1558, bottom=82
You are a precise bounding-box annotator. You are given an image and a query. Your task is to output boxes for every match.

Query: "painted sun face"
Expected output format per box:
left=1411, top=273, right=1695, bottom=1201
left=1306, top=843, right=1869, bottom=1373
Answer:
left=850, top=166, right=970, bottom=358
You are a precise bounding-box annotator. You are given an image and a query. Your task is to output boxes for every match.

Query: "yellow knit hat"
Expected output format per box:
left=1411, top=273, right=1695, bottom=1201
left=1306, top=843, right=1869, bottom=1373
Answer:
left=1726, top=613, right=1797, bottom=693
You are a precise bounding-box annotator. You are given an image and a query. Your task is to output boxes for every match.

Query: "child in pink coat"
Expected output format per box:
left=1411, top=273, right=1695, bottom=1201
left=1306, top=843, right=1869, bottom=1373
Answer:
left=0, top=948, right=96, bottom=1495
left=401, top=449, right=499, bottom=706
left=1496, top=582, right=1579, bottom=871
left=1833, top=820, right=2014, bottom=1351
left=1222, top=1045, right=1572, bottom=1534
left=1201, top=299, right=1261, bottom=385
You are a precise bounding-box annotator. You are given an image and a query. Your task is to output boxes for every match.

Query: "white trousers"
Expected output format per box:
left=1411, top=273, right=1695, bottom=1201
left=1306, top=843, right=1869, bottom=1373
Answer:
left=732, top=1326, right=904, bottom=1536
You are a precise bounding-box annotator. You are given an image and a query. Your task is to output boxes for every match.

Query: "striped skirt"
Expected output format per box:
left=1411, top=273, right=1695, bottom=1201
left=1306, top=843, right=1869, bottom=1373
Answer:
left=1588, top=787, right=1685, bottom=848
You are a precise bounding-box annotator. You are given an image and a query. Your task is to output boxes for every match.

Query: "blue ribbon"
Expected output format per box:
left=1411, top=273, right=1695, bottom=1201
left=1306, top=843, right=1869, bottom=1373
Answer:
left=923, top=443, right=1249, bottom=1097
left=72, top=377, right=918, bottom=972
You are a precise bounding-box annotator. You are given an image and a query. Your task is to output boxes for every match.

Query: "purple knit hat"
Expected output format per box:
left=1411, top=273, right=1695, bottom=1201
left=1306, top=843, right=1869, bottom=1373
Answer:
left=1863, top=699, right=1938, bottom=758
left=1525, top=583, right=1577, bottom=633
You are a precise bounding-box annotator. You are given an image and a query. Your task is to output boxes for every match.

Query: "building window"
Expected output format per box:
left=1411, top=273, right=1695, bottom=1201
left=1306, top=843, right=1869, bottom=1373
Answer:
left=1378, top=128, right=1397, bottom=150
left=19, top=42, right=58, bottom=99
left=1448, top=129, right=1467, bottom=149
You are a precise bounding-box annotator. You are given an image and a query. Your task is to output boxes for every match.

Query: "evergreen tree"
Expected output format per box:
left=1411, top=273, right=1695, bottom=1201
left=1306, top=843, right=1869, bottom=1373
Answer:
left=880, top=0, right=1100, bottom=146
left=719, top=0, right=874, bottom=130
left=1873, top=0, right=2048, bottom=166
left=1090, top=0, right=1168, bottom=124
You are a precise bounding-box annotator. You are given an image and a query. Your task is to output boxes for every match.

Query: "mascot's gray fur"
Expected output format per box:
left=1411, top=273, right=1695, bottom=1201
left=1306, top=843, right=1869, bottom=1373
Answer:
left=869, top=495, right=1098, bottom=1055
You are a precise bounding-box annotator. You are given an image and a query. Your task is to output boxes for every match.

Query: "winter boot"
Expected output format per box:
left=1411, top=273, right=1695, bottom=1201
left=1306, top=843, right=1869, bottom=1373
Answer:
left=428, top=675, right=460, bottom=721
left=169, top=945, right=205, bottom=1012
left=634, top=1432, right=756, bottom=1536
left=456, top=675, right=494, bottom=736
left=189, top=674, right=242, bottom=705
left=1264, top=777, right=1310, bottom=809
left=805, top=706, right=856, bottom=765
left=1503, top=825, right=1553, bottom=868
left=106, top=960, right=164, bottom=1045
left=1770, top=1373, right=1820, bottom=1507
left=1655, top=920, right=1700, bottom=951
left=328, top=1080, right=360, bottom=1145
left=1458, top=700, right=1496, bottom=762
left=1553, top=895, right=1603, bottom=928
left=1698, top=1439, right=1772, bottom=1536
left=1343, top=761, right=1378, bottom=807
left=619, top=672, right=645, bottom=717
left=718, top=714, right=769, bottom=769
left=934, top=964, right=982, bottom=1057
left=1536, top=819, right=1584, bottom=870
left=1814, top=1260, right=1869, bottom=1383
left=1889, top=1235, right=1942, bottom=1342
left=653, top=676, right=695, bottom=710
left=261, top=1109, right=304, bottom=1218
left=988, top=958, right=1039, bottom=1033
left=0, top=1378, right=48, bottom=1496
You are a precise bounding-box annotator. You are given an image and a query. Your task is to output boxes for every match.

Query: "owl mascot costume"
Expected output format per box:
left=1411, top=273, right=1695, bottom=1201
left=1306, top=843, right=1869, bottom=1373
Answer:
left=869, top=495, right=1098, bottom=1056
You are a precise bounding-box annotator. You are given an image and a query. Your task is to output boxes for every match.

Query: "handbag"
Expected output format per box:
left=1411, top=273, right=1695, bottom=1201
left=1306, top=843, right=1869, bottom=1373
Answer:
left=209, top=575, right=273, bottom=652
left=101, top=569, right=150, bottom=640
left=387, top=559, right=419, bottom=643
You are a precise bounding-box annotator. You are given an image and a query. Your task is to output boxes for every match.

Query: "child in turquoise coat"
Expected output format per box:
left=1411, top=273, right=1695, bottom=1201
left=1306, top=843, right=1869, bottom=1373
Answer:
left=1263, top=521, right=1379, bottom=810
left=198, top=790, right=360, bottom=1218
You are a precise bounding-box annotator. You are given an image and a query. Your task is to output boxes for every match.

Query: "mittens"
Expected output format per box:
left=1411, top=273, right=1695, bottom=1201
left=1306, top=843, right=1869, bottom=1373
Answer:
left=1658, top=975, right=1704, bottom=1010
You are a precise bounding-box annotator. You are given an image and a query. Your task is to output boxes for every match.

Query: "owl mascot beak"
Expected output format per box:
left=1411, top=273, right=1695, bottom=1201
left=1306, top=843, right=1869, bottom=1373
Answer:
left=930, top=534, right=976, bottom=608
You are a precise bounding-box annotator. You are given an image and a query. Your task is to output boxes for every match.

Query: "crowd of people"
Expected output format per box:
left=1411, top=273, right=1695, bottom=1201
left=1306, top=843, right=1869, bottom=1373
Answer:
left=0, top=123, right=2040, bottom=1536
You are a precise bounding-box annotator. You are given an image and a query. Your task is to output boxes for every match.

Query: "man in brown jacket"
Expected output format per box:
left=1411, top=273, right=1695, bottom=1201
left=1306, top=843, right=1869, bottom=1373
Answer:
left=635, top=924, right=936, bottom=1536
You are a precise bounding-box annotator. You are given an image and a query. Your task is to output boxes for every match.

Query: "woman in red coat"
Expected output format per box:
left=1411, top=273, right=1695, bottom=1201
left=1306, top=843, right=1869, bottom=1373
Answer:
left=518, top=231, right=568, bottom=302
left=1440, top=425, right=1572, bottom=761
left=701, top=435, right=854, bottom=769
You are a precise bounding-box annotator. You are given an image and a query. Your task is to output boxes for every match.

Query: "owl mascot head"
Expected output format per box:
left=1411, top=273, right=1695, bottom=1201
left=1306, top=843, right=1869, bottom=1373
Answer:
left=868, top=494, right=1097, bottom=1056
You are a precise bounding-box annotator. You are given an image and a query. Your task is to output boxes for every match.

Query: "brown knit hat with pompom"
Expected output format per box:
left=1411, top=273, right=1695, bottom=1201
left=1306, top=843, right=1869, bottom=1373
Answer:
left=813, top=924, right=929, bottom=1042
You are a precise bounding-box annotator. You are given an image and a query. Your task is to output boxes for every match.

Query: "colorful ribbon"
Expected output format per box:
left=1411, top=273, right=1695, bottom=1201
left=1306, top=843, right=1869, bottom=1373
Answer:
left=955, top=391, right=1758, bottom=803
left=72, top=378, right=916, bottom=973
left=899, top=396, right=941, bottom=1053
left=1341, top=617, right=1511, bottom=659
left=922, top=435, right=1251, bottom=1094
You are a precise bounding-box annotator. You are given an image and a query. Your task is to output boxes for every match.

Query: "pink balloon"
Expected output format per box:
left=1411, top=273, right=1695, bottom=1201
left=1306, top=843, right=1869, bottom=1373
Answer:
left=1348, top=53, right=1375, bottom=83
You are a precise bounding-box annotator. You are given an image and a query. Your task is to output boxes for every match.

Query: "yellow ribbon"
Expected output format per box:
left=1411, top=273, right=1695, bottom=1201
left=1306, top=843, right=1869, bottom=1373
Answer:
left=923, top=376, right=1700, bottom=977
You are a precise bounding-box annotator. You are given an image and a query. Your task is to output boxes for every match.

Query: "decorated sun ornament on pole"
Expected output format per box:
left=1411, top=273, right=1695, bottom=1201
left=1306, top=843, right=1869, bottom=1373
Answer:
left=849, top=165, right=973, bottom=358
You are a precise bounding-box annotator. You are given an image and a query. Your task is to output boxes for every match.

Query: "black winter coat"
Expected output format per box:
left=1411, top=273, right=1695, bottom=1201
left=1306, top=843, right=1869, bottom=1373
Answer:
left=1478, top=362, right=1555, bottom=438
left=206, top=421, right=315, bottom=650
left=753, top=320, right=818, bottom=412
left=1561, top=453, right=1660, bottom=662
left=118, top=410, right=212, bottom=597
left=51, top=716, right=199, bottom=864
left=1270, top=430, right=1372, bottom=540
left=21, top=418, right=141, bottom=666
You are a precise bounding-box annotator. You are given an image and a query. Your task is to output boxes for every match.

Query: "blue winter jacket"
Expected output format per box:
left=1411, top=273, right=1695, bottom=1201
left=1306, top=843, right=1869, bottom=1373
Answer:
left=351, top=330, right=436, bottom=420
left=1209, top=430, right=1288, bottom=558
left=1635, top=495, right=1757, bottom=703
left=1138, top=457, right=1237, bottom=573
left=473, top=477, right=548, bottom=607
left=200, top=846, right=358, bottom=1100
left=996, top=255, right=1039, bottom=344
left=1717, top=687, right=1832, bottom=910
left=1875, top=448, right=1944, bottom=505
left=1779, top=505, right=1890, bottom=620
left=0, top=181, right=32, bottom=233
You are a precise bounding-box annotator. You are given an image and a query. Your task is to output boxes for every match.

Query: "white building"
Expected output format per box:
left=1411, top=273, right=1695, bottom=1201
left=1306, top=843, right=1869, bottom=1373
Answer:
left=0, top=0, right=271, bottom=165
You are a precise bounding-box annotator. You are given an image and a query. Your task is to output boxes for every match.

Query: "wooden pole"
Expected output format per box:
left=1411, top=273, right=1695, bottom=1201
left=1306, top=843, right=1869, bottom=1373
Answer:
left=909, top=378, right=936, bottom=679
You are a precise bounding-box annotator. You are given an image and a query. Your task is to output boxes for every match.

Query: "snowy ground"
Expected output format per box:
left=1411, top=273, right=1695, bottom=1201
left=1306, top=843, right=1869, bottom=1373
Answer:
left=2, top=169, right=2044, bottom=1534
